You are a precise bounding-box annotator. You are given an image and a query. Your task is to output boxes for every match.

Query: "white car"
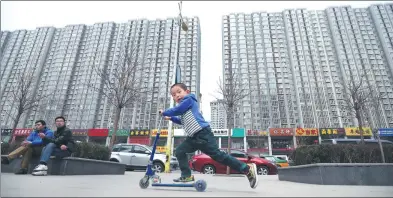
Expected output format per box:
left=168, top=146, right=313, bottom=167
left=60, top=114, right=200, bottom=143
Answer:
left=109, top=143, right=178, bottom=173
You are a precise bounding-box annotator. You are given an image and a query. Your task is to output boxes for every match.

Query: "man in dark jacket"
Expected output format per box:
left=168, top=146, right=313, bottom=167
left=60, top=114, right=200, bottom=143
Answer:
left=32, top=116, right=74, bottom=176
left=1, top=120, right=54, bottom=174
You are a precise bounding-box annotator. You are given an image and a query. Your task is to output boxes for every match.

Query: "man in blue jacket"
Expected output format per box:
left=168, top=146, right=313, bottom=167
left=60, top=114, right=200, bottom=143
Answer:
left=1, top=120, right=54, bottom=174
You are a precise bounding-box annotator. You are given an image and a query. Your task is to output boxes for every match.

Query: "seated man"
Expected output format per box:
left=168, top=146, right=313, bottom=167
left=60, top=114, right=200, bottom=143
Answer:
left=1, top=120, right=54, bottom=174
left=32, top=116, right=74, bottom=176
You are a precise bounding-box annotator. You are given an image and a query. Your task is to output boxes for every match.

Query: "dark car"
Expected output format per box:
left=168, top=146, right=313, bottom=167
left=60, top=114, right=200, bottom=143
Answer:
left=189, top=148, right=278, bottom=175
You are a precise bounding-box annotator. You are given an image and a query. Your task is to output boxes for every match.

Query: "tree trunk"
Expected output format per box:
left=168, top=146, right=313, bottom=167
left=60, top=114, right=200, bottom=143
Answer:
left=109, top=107, right=122, bottom=149
left=226, top=128, right=231, bottom=175
left=356, top=110, right=365, bottom=144
left=376, top=130, right=386, bottom=163
left=8, top=113, right=22, bottom=144
left=226, top=107, right=234, bottom=175
left=257, top=136, right=261, bottom=157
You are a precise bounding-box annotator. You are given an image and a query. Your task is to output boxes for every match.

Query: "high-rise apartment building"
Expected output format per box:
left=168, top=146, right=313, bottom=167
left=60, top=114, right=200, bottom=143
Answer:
left=222, top=4, right=393, bottom=130
left=210, top=99, right=227, bottom=129
left=0, top=17, right=201, bottom=130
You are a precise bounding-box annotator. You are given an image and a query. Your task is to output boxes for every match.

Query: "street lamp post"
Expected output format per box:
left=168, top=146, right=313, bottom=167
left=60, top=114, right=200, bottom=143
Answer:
left=164, top=1, right=188, bottom=173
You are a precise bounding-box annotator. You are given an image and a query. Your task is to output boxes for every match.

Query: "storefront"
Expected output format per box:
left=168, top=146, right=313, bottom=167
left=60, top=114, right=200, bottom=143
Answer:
left=87, top=128, right=108, bottom=145
left=246, top=129, right=269, bottom=156
left=345, top=127, right=372, bottom=139
left=295, top=128, right=319, bottom=146
left=319, top=128, right=346, bottom=140
left=1, top=129, right=12, bottom=143
left=378, top=128, right=393, bottom=142
left=107, top=129, right=129, bottom=146
left=212, top=129, right=229, bottom=148
left=269, top=128, right=294, bottom=155
left=231, top=128, right=246, bottom=151
left=72, top=129, right=88, bottom=142
left=12, top=128, right=32, bottom=144
left=151, top=129, right=168, bottom=153
left=128, top=129, right=150, bottom=145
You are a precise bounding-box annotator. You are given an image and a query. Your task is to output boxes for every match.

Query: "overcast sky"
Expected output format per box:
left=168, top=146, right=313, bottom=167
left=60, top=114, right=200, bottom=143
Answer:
left=1, top=1, right=389, bottom=121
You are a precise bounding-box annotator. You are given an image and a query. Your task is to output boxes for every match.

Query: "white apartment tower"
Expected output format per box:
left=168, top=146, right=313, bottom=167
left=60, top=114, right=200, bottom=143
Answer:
left=0, top=17, right=201, bottom=130
left=222, top=4, right=393, bottom=130
left=210, top=99, right=227, bottom=129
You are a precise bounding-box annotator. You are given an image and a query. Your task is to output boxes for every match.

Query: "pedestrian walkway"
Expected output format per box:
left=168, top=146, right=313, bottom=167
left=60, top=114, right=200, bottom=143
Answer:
left=1, top=172, right=392, bottom=197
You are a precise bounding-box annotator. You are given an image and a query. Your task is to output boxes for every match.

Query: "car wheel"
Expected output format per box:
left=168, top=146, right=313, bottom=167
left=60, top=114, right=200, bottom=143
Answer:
left=257, top=166, right=269, bottom=175
left=152, top=162, right=164, bottom=173
left=202, top=165, right=216, bottom=174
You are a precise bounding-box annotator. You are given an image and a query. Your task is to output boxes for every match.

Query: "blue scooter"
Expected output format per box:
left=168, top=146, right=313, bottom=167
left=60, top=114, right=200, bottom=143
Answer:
left=138, top=116, right=207, bottom=192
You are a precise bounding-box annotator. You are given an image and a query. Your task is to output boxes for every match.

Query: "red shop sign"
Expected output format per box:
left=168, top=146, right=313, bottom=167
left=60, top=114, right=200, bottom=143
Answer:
left=88, top=128, right=109, bottom=137
left=14, top=128, right=33, bottom=136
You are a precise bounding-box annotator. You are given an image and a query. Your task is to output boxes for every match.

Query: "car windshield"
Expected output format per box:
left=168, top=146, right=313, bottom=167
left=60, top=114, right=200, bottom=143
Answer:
left=265, top=156, right=275, bottom=162
left=276, top=157, right=286, bottom=161
left=145, top=146, right=162, bottom=153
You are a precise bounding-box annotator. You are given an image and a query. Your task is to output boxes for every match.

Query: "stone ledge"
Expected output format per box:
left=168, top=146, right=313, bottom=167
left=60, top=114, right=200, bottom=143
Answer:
left=278, top=163, right=393, bottom=186
left=1, top=155, right=125, bottom=175
left=60, top=157, right=125, bottom=175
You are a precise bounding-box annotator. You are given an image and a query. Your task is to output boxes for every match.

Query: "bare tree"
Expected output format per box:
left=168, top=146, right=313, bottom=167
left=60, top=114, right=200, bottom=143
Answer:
left=367, top=91, right=387, bottom=163
left=215, top=65, right=249, bottom=174
left=91, top=44, right=147, bottom=149
left=3, top=71, right=47, bottom=143
left=341, top=75, right=384, bottom=144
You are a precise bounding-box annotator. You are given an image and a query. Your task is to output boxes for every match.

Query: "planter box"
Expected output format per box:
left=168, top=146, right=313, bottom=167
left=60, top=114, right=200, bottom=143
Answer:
left=1, top=155, right=125, bottom=175
left=278, top=163, right=393, bottom=186
left=60, top=157, right=125, bottom=175
left=1, top=156, right=61, bottom=174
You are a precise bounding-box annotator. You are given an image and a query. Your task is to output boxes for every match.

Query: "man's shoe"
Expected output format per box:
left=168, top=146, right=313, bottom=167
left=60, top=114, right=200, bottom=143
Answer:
left=32, top=164, right=48, bottom=176
left=245, top=163, right=259, bottom=189
left=15, top=168, right=28, bottom=175
left=1, top=156, right=10, bottom=165
left=173, top=175, right=195, bottom=182
left=32, top=170, right=47, bottom=176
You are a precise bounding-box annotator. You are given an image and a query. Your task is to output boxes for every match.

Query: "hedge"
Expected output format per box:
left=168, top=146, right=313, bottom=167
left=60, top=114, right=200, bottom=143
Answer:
left=73, top=142, right=111, bottom=160
left=1, top=142, right=110, bottom=161
left=290, top=144, right=393, bottom=165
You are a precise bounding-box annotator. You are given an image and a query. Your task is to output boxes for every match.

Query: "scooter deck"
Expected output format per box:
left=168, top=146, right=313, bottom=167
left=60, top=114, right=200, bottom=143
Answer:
left=152, top=183, right=195, bottom=187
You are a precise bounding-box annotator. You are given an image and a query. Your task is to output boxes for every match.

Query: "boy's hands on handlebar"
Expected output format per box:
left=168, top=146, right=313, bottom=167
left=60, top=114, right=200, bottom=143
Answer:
left=159, top=110, right=170, bottom=120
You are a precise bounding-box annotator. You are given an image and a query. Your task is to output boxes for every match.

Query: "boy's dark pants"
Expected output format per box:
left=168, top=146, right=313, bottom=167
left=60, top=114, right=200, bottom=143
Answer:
left=175, top=127, right=247, bottom=177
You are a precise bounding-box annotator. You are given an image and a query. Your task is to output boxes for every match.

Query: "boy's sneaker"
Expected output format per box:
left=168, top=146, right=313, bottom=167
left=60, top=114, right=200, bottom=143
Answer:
left=173, top=175, right=195, bottom=183
left=245, top=163, right=259, bottom=189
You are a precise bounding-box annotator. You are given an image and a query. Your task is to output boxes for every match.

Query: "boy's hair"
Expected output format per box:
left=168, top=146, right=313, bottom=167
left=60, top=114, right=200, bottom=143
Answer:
left=171, top=83, right=188, bottom=91
left=55, top=116, right=66, bottom=122
left=35, top=120, right=46, bottom=126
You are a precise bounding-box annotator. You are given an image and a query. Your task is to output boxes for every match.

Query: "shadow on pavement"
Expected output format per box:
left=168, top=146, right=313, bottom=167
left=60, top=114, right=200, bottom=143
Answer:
left=148, top=187, right=259, bottom=194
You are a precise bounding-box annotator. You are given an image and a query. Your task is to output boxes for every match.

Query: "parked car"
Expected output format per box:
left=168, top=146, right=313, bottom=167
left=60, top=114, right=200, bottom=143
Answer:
left=109, top=143, right=178, bottom=173
left=189, top=149, right=277, bottom=175
left=274, top=155, right=289, bottom=162
left=261, top=155, right=289, bottom=167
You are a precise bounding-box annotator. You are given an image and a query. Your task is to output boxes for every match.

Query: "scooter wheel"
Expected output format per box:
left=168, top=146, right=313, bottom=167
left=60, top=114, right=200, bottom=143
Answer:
left=194, top=179, right=207, bottom=192
left=139, top=177, right=150, bottom=189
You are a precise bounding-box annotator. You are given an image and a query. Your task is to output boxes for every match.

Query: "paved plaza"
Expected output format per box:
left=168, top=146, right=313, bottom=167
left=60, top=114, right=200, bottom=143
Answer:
left=1, top=171, right=392, bottom=197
